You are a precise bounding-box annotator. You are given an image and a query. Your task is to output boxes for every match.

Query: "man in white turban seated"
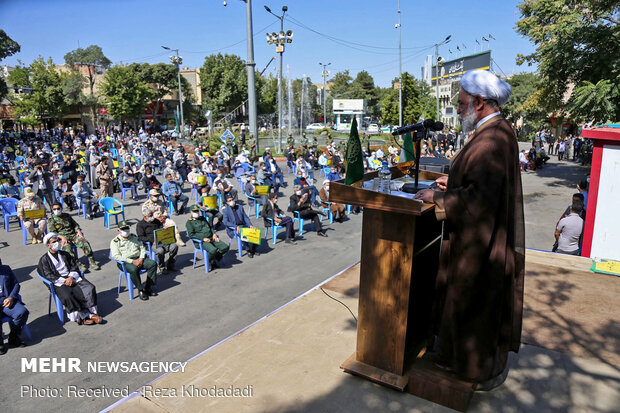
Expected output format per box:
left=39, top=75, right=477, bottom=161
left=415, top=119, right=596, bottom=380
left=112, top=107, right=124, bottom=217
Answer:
left=416, top=70, right=525, bottom=389
left=37, top=233, right=103, bottom=325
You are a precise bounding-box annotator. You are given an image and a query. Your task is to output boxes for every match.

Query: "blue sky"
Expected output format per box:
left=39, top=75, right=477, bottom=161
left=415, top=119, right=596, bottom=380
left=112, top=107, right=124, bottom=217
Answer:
left=0, top=0, right=536, bottom=87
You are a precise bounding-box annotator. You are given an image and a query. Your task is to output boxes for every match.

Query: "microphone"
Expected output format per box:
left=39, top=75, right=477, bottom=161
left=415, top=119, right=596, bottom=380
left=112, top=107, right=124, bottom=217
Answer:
left=391, top=119, right=442, bottom=136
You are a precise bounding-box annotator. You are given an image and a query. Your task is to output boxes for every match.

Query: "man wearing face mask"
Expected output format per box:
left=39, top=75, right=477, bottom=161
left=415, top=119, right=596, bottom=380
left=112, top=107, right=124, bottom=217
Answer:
left=142, top=189, right=186, bottom=247
left=213, top=169, right=238, bottom=202
left=96, top=155, right=114, bottom=198
left=288, top=185, right=327, bottom=237
left=119, top=166, right=139, bottom=200
left=17, top=187, right=47, bottom=244
left=0, top=176, right=20, bottom=199
left=72, top=174, right=99, bottom=219
left=140, top=166, right=161, bottom=195
left=256, top=162, right=280, bottom=194
left=110, top=221, right=158, bottom=301
left=48, top=203, right=100, bottom=272
left=28, top=161, right=55, bottom=208
left=222, top=194, right=258, bottom=258
left=319, top=180, right=346, bottom=222
left=38, top=233, right=102, bottom=324
left=186, top=204, right=229, bottom=269
left=136, top=210, right=178, bottom=273
left=293, top=170, right=320, bottom=206
left=262, top=192, right=296, bottom=244
left=244, top=174, right=267, bottom=209
left=162, top=173, right=189, bottom=215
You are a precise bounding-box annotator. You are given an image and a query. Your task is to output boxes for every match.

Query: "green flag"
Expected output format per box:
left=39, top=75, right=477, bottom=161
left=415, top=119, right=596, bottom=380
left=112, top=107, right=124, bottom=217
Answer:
left=399, top=120, right=416, bottom=163
left=344, top=117, right=364, bottom=185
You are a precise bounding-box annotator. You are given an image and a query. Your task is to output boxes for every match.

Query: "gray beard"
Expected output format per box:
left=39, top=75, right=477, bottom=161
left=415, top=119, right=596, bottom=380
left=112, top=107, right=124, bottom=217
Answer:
left=460, top=102, right=477, bottom=133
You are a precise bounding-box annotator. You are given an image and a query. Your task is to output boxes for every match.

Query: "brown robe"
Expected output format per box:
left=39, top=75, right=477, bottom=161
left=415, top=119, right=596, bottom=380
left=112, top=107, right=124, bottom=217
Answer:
left=432, top=115, right=525, bottom=382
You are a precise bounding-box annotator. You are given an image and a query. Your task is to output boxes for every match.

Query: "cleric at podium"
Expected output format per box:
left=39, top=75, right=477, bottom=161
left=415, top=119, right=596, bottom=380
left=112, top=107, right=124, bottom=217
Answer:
left=416, top=69, right=525, bottom=386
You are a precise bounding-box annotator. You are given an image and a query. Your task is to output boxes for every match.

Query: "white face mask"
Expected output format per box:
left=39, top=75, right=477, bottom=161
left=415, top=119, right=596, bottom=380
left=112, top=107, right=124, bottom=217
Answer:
left=296, top=191, right=302, bottom=196
left=146, top=216, right=154, bottom=222
left=227, top=201, right=235, bottom=207
left=151, top=196, right=158, bottom=202
left=50, top=241, right=60, bottom=252
left=251, top=180, right=256, bottom=184
left=191, top=212, right=200, bottom=218
left=53, top=209, right=62, bottom=216
left=120, top=230, right=130, bottom=238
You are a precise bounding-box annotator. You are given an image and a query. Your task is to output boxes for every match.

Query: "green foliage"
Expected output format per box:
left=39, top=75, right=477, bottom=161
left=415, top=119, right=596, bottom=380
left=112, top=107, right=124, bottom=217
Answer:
left=257, top=73, right=277, bottom=115
left=0, top=30, right=20, bottom=101
left=501, top=72, right=549, bottom=134
left=350, top=71, right=380, bottom=117
left=10, top=57, right=67, bottom=126
left=100, top=65, right=154, bottom=123
left=64, top=45, right=111, bottom=94
left=380, top=72, right=434, bottom=125
left=567, top=79, right=619, bottom=123
left=200, top=53, right=247, bottom=117
left=60, top=71, right=86, bottom=106
left=516, top=0, right=620, bottom=120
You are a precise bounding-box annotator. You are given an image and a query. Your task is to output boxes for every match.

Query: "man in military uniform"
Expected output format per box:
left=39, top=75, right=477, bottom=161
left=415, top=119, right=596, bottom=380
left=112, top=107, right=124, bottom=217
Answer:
left=226, top=135, right=237, bottom=156
left=96, top=155, right=114, bottom=198
left=287, top=133, right=295, bottom=148
left=142, top=189, right=186, bottom=246
left=186, top=204, right=229, bottom=269
left=247, top=134, right=257, bottom=162
left=17, top=188, right=46, bottom=244
left=48, top=202, right=100, bottom=272
left=300, top=132, right=308, bottom=147
left=311, top=136, right=318, bottom=153
left=326, top=134, right=334, bottom=147
left=110, top=221, right=158, bottom=301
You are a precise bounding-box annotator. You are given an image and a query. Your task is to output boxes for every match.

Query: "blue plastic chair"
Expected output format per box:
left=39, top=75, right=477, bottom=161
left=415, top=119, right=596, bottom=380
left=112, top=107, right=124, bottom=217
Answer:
left=245, top=191, right=263, bottom=219
left=18, top=171, right=29, bottom=193
left=241, top=163, right=255, bottom=174
left=226, top=227, right=244, bottom=258
left=22, top=217, right=47, bottom=245
left=74, top=195, right=89, bottom=219
left=98, top=197, right=126, bottom=229
left=264, top=215, right=285, bottom=244
left=191, top=184, right=200, bottom=203
left=37, top=273, right=65, bottom=325
left=165, top=194, right=175, bottom=215
left=110, top=254, right=141, bottom=300
left=190, top=238, right=210, bottom=273
left=118, top=178, right=133, bottom=201
left=234, top=167, right=246, bottom=190
left=317, top=195, right=334, bottom=224
left=1, top=293, right=33, bottom=341
left=0, top=197, right=20, bottom=232
left=287, top=160, right=296, bottom=174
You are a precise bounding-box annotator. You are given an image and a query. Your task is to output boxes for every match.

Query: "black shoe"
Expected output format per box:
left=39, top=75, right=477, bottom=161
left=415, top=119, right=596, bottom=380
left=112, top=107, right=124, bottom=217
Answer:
left=159, top=266, right=168, bottom=274
left=8, top=333, right=26, bottom=348
left=139, top=290, right=149, bottom=301
left=248, top=252, right=254, bottom=258
left=0, top=340, right=6, bottom=355
left=166, top=259, right=176, bottom=271
left=317, top=231, right=328, bottom=237
left=211, top=261, right=219, bottom=269
left=146, top=288, right=158, bottom=297
left=285, top=238, right=297, bottom=245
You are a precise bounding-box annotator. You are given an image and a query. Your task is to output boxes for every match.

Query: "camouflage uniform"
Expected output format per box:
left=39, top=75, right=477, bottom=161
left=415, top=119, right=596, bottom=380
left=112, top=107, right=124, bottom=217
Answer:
left=287, top=134, right=295, bottom=148
left=141, top=198, right=185, bottom=246
left=300, top=133, right=308, bottom=147
left=247, top=136, right=257, bottom=160
left=17, top=195, right=46, bottom=243
left=48, top=212, right=99, bottom=270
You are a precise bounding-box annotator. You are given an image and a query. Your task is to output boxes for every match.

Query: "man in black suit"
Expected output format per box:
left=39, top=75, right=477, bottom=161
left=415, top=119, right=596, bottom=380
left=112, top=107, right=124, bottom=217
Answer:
left=262, top=193, right=296, bottom=244
left=221, top=194, right=258, bottom=258
left=288, top=185, right=327, bottom=237
left=28, top=161, right=55, bottom=208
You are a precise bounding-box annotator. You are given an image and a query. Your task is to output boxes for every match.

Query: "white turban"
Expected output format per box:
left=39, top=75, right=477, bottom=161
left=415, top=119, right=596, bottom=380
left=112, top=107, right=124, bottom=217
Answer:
left=43, top=232, right=58, bottom=245
left=460, top=69, right=511, bottom=106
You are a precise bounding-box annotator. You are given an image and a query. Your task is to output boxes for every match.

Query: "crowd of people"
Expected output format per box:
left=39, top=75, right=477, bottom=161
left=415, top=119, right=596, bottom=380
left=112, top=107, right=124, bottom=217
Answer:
left=0, top=125, right=361, bottom=351
left=520, top=130, right=593, bottom=172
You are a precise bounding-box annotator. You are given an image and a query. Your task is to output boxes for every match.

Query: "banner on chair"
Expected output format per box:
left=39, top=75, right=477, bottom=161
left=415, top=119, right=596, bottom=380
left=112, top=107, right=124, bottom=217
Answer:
left=154, top=226, right=176, bottom=245
left=201, top=151, right=210, bottom=158
left=112, top=160, right=119, bottom=168
left=255, top=185, right=269, bottom=196
left=23, top=208, right=46, bottom=220
left=197, top=175, right=207, bottom=186
left=202, top=195, right=217, bottom=209
left=240, top=227, right=262, bottom=245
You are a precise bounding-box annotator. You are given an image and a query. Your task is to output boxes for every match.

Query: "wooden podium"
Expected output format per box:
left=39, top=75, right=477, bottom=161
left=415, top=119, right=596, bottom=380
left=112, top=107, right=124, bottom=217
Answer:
left=329, top=167, right=475, bottom=412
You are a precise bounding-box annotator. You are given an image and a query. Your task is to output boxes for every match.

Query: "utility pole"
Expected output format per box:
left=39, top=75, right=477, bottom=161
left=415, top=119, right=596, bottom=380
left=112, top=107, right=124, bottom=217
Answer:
left=162, top=46, right=184, bottom=138
left=319, top=62, right=331, bottom=127
left=244, top=0, right=258, bottom=151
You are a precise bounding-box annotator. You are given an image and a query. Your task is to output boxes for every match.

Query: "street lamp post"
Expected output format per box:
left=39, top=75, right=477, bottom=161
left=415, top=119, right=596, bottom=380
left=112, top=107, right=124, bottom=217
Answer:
left=161, top=46, right=184, bottom=138
left=396, top=0, right=402, bottom=127
left=265, top=5, right=293, bottom=153
left=319, top=62, right=331, bottom=127
left=434, top=35, right=451, bottom=122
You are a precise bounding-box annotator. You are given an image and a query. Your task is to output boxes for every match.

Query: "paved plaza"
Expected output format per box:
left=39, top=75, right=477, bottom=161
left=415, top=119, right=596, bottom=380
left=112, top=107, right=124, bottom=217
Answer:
left=0, top=156, right=590, bottom=412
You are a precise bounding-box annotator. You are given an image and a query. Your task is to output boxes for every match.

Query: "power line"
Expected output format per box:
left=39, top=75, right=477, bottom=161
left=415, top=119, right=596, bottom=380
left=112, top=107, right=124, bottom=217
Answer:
left=179, top=21, right=277, bottom=54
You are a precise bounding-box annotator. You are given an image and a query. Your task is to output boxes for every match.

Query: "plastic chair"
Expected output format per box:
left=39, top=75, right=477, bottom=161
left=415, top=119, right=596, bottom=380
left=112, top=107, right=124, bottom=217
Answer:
left=264, top=216, right=285, bottom=244
left=165, top=194, right=175, bottom=215
left=245, top=191, right=263, bottom=219
left=190, top=239, right=210, bottom=273
left=1, top=293, right=33, bottom=340
left=226, top=227, right=244, bottom=258
left=234, top=167, right=246, bottom=190
left=110, top=254, right=142, bottom=300
left=0, top=197, right=20, bottom=232
left=18, top=171, right=29, bottom=193
left=240, top=162, right=255, bottom=174
left=98, top=197, right=126, bottom=229
left=74, top=195, right=88, bottom=219
left=191, top=184, right=200, bottom=203
left=287, top=160, right=296, bottom=174
left=322, top=166, right=331, bottom=177
left=118, top=178, right=133, bottom=201
left=317, top=195, right=334, bottom=224
left=144, top=242, right=156, bottom=260
left=22, top=218, right=47, bottom=245
left=37, top=273, right=65, bottom=324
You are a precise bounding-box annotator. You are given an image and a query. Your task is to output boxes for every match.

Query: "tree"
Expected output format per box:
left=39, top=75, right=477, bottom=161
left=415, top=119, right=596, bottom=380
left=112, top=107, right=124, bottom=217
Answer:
left=380, top=72, right=434, bottom=125
left=99, top=65, right=154, bottom=127
left=10, top=57, right=67, bottom=128
left=130, top=62, right=193, bottom=126
left=567, top=79, right=619, bottom=124
left=200, top=53, right=247, bottom=119
left=501, top=72, right=549, bottom=136
left=516, top=0, right=620, bottom=121
left=0, top=30, right=21, bottom=101
left=350, top=71, right=380, bottom=118
left=64, top=45, right=111, bottom=127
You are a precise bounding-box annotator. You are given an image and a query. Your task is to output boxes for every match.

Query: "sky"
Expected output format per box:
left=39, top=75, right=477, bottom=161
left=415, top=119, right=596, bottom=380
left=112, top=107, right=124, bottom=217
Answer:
left=0, top=0, right=536, bottom=88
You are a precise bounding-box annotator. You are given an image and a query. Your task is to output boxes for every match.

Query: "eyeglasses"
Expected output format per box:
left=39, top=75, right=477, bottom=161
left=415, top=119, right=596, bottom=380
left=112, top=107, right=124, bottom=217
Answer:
left=52, top=209, right=62, bottom=211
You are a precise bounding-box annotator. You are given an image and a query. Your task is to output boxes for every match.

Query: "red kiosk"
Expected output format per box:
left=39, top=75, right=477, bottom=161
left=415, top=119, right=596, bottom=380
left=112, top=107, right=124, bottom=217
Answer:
left=581, top=126, right=620, bottom=261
